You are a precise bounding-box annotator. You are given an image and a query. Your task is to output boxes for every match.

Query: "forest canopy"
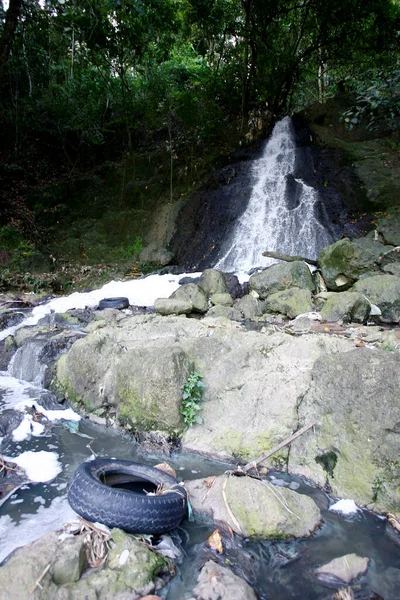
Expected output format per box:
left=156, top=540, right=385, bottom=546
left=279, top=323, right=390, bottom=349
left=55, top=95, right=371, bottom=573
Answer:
left=0, top=0, right=398, bottom=164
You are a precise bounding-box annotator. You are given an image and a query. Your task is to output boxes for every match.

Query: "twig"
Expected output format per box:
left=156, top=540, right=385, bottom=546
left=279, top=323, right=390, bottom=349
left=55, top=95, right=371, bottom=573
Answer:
left=243, top=423, right=316, bottom=473
left=262, top=250, right=318, bottom=266
left=222, top=476, right=243, bottom=535
left=29, top=562, right=51, bottom=594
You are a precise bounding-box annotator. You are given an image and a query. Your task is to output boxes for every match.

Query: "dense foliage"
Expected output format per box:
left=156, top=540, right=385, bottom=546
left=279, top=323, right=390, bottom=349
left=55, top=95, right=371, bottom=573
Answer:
left=0, top=0, right=399, bottom=257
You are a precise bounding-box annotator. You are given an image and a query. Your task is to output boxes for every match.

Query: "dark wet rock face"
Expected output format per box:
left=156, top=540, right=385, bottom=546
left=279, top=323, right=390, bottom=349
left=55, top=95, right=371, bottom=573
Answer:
left=169, top=148, right=261, bottom=270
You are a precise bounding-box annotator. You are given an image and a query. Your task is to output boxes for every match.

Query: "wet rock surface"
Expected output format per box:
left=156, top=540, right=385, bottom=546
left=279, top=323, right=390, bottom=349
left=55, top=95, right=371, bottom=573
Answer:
left=190, top=560, right=257, bottom=600
left=185, top=474, right=322, bottom=539
left=0, top=527, right=170, bottom=600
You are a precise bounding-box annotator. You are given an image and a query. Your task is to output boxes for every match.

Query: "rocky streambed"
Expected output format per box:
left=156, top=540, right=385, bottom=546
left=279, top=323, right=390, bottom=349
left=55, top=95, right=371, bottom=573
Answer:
left=1, top=235, right=400, bottom=598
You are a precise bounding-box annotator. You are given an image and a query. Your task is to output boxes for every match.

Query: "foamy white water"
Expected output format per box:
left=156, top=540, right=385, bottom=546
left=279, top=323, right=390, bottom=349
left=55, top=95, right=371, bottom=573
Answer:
left=0, top=272, right=201, bottom=341
left=215, top=117, right=334, bottom=272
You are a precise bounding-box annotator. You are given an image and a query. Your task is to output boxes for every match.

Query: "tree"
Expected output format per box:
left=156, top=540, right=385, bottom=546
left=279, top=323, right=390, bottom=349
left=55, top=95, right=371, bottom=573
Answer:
left=0, top=0, right=23, bottom=78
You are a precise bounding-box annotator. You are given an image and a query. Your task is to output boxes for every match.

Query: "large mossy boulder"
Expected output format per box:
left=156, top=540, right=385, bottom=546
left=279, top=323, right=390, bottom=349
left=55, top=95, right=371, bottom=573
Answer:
left=170, top=283, right=208, bottom=313
left=317, top=238, right=379, bottom=291
left=249, top=261, right=314, bottom=299
left=264, top=287, right=313, bottom=318
left=56, top=320, right=194, bottom=434
left=288, top=348, right=400, bottom=514
left=185, top=474, right=321, bottom=539
left=351, top=274, right=400, bottom=323
left=319, top=291, right=371, bottom=323
left=182, top=327, right=353, bottom=463
left=0, top=528, right=168, bottom=600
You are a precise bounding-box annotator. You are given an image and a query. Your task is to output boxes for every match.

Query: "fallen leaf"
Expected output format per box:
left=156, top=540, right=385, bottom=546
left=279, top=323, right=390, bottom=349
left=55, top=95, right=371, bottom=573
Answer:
left=154, top=462, right=177, bottom=478
left=208, top=529, right=223, bottom=554
left=204, top=476, right=216, bottom=488
left=355, top=342, right=365, bottom=347
left=215, top=520, right=234, bottom=539
left=324, top=327, right=330, bottom=332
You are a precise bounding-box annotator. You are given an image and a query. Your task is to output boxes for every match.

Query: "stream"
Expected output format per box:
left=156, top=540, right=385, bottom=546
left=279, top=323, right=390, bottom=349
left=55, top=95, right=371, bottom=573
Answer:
left=1, top=287, right=400, bottom=599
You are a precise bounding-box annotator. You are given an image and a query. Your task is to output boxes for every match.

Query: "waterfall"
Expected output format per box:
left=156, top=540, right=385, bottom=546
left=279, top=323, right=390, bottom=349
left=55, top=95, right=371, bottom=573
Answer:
left=215, top=117, right=335, bottom=273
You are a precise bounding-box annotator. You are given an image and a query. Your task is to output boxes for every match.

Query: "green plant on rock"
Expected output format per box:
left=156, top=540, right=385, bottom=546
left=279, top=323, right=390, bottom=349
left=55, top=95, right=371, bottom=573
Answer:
left=180, top=371, right=204, bottom=428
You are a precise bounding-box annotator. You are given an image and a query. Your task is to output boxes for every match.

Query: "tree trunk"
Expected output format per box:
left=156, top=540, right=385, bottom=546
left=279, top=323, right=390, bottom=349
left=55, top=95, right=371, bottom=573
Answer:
left=0, top=0, right=23, bottom=79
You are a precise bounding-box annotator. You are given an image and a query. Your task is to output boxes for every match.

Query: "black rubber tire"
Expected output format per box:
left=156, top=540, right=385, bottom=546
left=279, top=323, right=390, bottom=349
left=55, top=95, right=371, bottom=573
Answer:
left=67, top=459, right=187, bottom=534
left=98, top=297, right=129, bottom=310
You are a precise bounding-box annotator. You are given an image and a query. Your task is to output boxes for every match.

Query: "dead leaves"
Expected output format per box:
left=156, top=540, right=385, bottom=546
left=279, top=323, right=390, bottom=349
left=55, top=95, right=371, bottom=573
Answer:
left=154, top=462, right=177, bottom=478
left=207, top=529, right=223, bottom=554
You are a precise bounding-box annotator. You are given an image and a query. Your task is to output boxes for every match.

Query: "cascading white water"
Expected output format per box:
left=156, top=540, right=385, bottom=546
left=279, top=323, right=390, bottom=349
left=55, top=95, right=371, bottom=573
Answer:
left=215, top=117, right=334, bottom=273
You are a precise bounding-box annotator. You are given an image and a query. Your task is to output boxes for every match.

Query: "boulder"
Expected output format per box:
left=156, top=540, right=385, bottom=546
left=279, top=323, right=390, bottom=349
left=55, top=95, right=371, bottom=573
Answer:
left=288, top=348, right=400, bottom=513
left=315, top=553, right=369, bottom=586
left=351, top=274, right=400, bottom=323
left=154, top=298, right=192, bottom=316
left=206, top=305, right=238, bottom=320
left=319, top=292, right=371, bottom=323
left=210, top=293, right=233, bottom=307
left=234, top=294, right=265, bottom=319
left=185, top=474, right=321, bottom=539
left=182, top=328, right=353, bottom=464
left=170, top=283, right=208, bottom=313
left=198, top=269, right=229, bottom=297
left=383, top=263, right=400, bottom=278
left=0, top=334, right=16, bottom=370
left=249, top=261, right=314, bottom=298
left=378, top=246, right=400, bottom=269
left=56, top=319, right=195, bottom=434
left=317, top=238, right=379, bottom=291
left=264, top=287, right=313, bottom=318
left=0, top=528, right=169, bottom=600
left=376, top=209, right=400, bottom=246
left=192, top=561, right=257, bottom=600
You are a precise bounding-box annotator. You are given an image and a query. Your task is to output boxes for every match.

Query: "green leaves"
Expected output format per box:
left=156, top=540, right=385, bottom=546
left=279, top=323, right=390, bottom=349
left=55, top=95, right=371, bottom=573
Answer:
left=180, top=371, right=205, bottom=428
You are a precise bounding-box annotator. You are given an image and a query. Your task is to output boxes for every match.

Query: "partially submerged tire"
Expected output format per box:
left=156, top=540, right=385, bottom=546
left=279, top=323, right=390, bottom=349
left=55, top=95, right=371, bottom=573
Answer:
left=68, top=459, right=187, bottom=534
left=98, top=297, right=129, bottom=310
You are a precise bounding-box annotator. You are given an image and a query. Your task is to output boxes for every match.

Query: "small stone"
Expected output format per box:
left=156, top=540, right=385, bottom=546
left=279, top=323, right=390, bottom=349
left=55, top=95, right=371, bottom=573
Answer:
left=315, top=553, right=369, bottom=586
left=192, top=560, right=257, bottom=600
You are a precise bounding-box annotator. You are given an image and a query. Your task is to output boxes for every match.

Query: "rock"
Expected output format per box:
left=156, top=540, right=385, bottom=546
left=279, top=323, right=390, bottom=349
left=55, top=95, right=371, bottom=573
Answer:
left=0, top=309, right=25, bottom=329
left=192, top=560, right=257, bottom=600
left=249, top=261, right=314, bottom=298
left=378, top=246, right=400, bottom=269
left=139, top=242, right=173, bottom=266
left=206, top=305, right=238, bottom=320
left=376, top=210, right=400, bottom=246
left=288, top=348, right=400, bottom=512
left=0, top=334, right=16, bottom=370
left=353, top=236, right=393, bottom=260
left=0, top=409, right=24, bottom=437
left=210, top=293, right=233, bottom=307
left=185, top=474, right=321, bottom=539
left=319, top=292, right=371, bottom=323
left=221, top=272, right=243, bottom=299
left=0, top=528, right=169, bottom=600
left=234, top=295, right=265, bottom=319
left=315, top=554, right=369, bottom=586
left=170, top=283, right=208, bottom=313
left=264, top=287, right=313, bottom=318
left=51, top=536, right=86, bottom=585
left=351, top=274, right=400, bottom=323
left=182, top=328, right=353, bottom=464
left=317, top=238, right=379, bottom=291
left=198, top=269, right=229, bottom=297
left=57, top=322, right=194, bottom=434
left=383, top=263, right=400, bottom=278
left=154, top=298, right=192, bottom=316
